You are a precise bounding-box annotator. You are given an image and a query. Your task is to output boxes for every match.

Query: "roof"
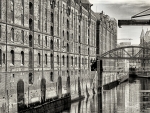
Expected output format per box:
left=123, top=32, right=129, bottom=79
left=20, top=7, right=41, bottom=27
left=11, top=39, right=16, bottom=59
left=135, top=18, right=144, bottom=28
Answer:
left=81, top=0, right=91, bottom=4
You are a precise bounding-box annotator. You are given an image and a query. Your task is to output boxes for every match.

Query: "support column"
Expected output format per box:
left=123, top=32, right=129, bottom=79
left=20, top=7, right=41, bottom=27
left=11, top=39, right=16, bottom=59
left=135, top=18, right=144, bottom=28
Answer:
left=58, top=76, right=62, bottom=98
left=67, top=75, right=70, bottom=94
left=97, top=59, right=103, bottom=113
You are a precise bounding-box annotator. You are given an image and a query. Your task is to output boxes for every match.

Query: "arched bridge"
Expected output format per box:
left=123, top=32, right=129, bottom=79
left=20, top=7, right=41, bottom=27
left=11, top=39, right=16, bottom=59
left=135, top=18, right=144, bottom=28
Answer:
left=98, top=46, right=150, bottom=60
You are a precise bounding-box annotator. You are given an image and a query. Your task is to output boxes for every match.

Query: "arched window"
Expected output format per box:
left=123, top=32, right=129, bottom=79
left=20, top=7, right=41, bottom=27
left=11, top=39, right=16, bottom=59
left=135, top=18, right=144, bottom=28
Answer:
left=29, top=18, right=33, bottom=30
left=51, top=54, right=53, bottom=68
left=0, top=49, right=2, bottom=65
left=79, top=57, right=80, bottom=68
left=67, top=19, right=69, bottom=29
left=29, top=35, right=32, bottom=47
left=38, top=53, right=41, bottom=65
left=82, top=58, right=84, bottom=65
left=57, top=55, right=59, bottom=65
left=21, top=30, right=24, bottom=43
left=67, top=55, right=69, bottom=68
left=51, top=12, right=53, bottom=23
left=62, top=55, right=65, bottom=65
left=71, top=56, right=73, bottom=66
left=67, top=31, right=69, bottom=40
left=50, top=40, right=53, bottom=50
left=79, top=25, right=80, bottom=33
left=11, top=28, right=14, bottom=41
left=57, top=39, right=59, bottom=47
left=75, top=57, right=77, bottom=65
left=50, top=72, right=53, bottom=82
left=45, top=54, right=47, bottom=65
left=51, top=26, right=53, bottom=35
left=38, top=35, right=40, bottom=45
left=21, top=51, right=24, bottom=65
left=11, top=50, right=14, bottom=65
left=63, top=30, right=64, bottom=37
left=67, top=43, right=69, bottom=52
left=79, top=46, right=80, bottom=54
left=29, top=51, right=32, bottom=67
left=45, top=36, right=47, bottom=46
left=3, top=53, right=5, bottom=64
left=79, top=36, right=80, bottom=43
left=29, top=73, right=33, bottom=84
left=29, top=2, right=33, bottom=15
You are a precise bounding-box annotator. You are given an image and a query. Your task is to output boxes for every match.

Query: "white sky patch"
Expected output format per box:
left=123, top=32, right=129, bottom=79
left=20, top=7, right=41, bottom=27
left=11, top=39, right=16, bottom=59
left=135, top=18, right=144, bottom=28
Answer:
left=89, top=0, right=150, bottom=4
left=89, top=0, right=150, bottom=44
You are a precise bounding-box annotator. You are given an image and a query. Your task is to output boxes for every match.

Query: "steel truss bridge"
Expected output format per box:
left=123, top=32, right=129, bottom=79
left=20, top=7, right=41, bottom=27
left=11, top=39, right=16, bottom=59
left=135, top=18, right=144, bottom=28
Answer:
left=98, top=46, right=150, bottom=60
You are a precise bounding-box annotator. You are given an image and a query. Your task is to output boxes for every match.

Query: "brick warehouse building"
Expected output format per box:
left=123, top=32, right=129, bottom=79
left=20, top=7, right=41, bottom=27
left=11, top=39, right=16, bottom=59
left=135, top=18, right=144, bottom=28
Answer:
left=96, top=12, right=117, bottom=70
left=0, top=0, right=97, bottom=112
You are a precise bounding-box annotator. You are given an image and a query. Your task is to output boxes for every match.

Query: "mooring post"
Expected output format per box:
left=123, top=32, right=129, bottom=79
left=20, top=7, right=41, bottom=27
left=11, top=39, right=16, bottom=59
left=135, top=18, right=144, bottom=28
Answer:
left=97, top=59, right=103, bottom=113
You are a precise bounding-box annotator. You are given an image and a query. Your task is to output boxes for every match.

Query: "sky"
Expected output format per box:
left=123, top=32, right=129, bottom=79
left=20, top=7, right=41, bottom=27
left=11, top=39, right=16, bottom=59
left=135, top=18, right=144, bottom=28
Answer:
left=89, top=0, right=150, bottom=44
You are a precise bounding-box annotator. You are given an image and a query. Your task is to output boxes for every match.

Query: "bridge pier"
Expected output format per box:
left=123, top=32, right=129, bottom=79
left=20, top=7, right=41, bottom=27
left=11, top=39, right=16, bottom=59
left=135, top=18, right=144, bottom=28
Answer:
left=97, top=59, right=103, bottom=112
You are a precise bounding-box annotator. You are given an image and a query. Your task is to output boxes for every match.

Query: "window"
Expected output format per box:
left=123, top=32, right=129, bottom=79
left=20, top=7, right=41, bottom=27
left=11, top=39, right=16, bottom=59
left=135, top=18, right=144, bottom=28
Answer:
left=0, top=49, right=1, bottom=65
left=45, top=23, right=47, bottom=31
left=51, top=12, right=53, bottom=23
left=50, top=54, right=53, bottom=68
left=21, top=14, right=24, bottom=25
left=50, top=40, right=53, bottom=50
left=11, top=50, right=14, bottom=65
left=29, top=51, right=32, bottom=67
left=21, top=0, right=24, bottom=7
left=38, top=53, right=41, bottom=65
left=29, top=18, right=33, bottom=31
left=3, top=53, right=5, bottom=64
left=21, top=30, right=24, bottom=43
left=57, top=55, right=59, bottom=65
left=38, top=20, right=40, bottom=30
left=57, top=39, right=59, bottom=47
left=29, top=2, right=33, bottom=15
left=67, top=31, right=69, bottom=40
left=21, top=51, right=24, bottom=65
left=88, top=48, right=89, bottom=55
left=0, top=25, right=1, bottom=39
left=50, top=72, right=53, bottom=82
left=29, top=73, right=33, bottom=84
left=79, top=25, right=80, bottom=33
left=11, top=28, right=14, bottom=41
left=63, top=31, right=64, bottom=37
left=79, top=46, right=80, bottom=54
left=45, top=54, right=47, bottom=65
left=82, top=58, right=84, bottom=65
left=0, top=0, right=1, bottom=19
left=67, top=19, right=69, bottom=29
left=79, top=57, right=80, bottom=68
left=11, top=10, right=14, bottom=22
left=29, top=35, right=32, bottom=47
left=51, top=26, right=53, bottom=35
left=45, top=36, right=47, bottom=46
left=38, top=35, right=40, bottom=45
left=71, top=56, right=73, bottom=66
left=67, top=43, right=69, bottom=52
left=79, top=36, right=80, bottom=43
left=75, top=57, right=77, bottom=65
left=62, top=55, right=65, bottom=65
left=67, top=55, right=69, bottom=68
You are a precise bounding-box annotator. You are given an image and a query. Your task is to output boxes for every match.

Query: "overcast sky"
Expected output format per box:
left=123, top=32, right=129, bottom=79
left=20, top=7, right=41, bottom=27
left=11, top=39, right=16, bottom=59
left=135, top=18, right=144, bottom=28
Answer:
left=89, top=0, right=150, bottom=44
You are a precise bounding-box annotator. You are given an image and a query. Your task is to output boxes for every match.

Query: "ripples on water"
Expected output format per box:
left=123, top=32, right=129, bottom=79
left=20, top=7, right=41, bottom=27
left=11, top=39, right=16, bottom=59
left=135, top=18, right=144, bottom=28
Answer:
left=61, top=78, right=150, bottom=113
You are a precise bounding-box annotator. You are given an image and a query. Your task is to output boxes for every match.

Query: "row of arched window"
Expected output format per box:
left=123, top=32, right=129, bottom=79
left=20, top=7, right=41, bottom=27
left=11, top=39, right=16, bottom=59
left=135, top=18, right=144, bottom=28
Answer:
left=37, top=53, right=53, bottom=68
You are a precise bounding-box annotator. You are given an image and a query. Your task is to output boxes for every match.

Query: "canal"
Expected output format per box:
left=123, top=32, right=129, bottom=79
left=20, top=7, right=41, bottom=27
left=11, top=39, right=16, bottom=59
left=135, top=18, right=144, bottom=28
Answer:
left=61, top=78, right=150, bottom=113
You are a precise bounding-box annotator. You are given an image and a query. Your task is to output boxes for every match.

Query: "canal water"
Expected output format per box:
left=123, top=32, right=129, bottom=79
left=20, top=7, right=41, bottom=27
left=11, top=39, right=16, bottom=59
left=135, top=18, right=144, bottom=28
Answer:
left=61, top=78, right=150, bottom=113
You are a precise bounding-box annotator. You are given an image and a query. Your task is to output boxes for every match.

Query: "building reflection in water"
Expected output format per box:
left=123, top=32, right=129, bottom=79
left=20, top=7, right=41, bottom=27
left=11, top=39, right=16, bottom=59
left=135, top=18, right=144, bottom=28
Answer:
left=62, top=78, right=150, bottom=113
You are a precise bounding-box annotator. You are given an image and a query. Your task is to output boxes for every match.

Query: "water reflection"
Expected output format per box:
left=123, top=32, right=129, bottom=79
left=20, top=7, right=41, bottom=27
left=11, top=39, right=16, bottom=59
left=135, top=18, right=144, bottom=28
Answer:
left=62, top=78, right=150, bottom=113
